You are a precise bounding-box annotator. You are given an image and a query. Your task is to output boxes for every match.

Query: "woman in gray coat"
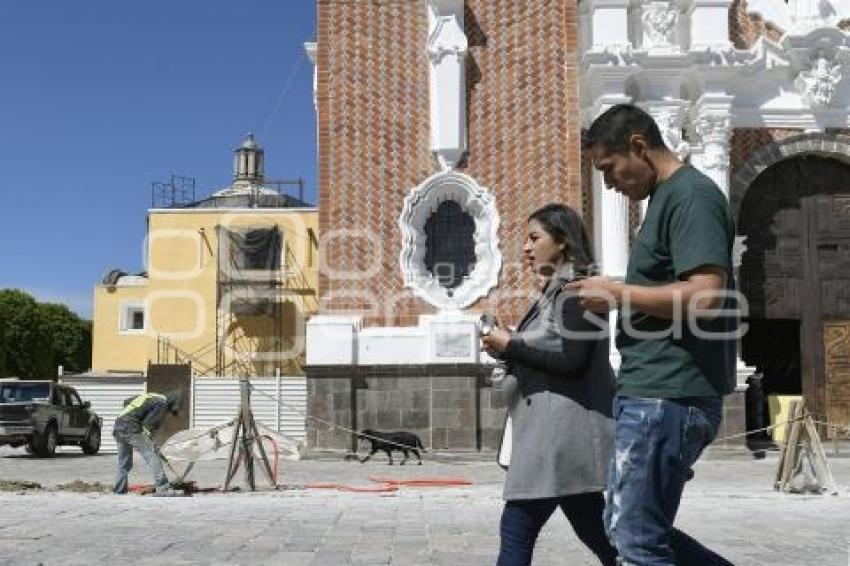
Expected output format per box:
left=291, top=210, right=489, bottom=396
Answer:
left=482, top=203, right=616, bottom=566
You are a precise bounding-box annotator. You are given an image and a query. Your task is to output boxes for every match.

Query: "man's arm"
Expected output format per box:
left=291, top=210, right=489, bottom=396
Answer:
left=141, top=402, right=168, bottom=435
left=565, top=265, right=727, bottom=319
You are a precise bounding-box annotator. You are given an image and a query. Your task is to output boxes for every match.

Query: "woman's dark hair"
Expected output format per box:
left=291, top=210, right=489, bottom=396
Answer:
left=582, top=103, right=665, bottom=153
left=528, top=203, right=594, bottom=275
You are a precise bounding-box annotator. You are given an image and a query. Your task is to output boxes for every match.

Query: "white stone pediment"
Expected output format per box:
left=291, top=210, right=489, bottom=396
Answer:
left=732, top=27, right=850, bottom=111
left=398, top=171, right=501, bottom=311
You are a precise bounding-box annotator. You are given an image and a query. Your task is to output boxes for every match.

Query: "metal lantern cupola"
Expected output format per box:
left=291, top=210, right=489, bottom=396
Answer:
left=233, top=133, right=265, bottom=184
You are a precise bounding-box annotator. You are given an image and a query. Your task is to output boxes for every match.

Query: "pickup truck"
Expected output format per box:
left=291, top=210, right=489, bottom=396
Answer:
left=0, top=379, right=102, bottom=457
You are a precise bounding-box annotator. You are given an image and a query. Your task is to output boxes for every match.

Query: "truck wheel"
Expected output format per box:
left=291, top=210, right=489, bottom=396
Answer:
left=36, top=424, right=58, bottom=458
left=81, top=425, right=101, bottom=455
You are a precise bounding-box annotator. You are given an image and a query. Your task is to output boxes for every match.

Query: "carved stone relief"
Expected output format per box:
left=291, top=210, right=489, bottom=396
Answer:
left=795, top=55, right=842, bottom=109
left=642, top=1, right=678, bottom=50
left=653, top=109, right=690, bottom=160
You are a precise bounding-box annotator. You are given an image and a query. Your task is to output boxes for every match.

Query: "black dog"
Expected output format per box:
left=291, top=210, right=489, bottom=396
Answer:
left=355, top=429, right=424, bottom=465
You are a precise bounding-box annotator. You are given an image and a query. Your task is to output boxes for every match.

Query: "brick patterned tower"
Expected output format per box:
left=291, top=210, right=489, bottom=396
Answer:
left=305, top=0, right=584, bottom=453
left=315, top=0, right=583, bottom=328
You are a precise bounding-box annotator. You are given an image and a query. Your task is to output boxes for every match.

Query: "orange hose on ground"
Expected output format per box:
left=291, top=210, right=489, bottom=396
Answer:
left=303, top=482, right=340, bottom=489
left=368, top=476, right=473, bottom=487
left=303, top=476, right=472, bottom=493
left=304, top=482, right=399, bottom=493
left=259, top=434, right=279, bottom=484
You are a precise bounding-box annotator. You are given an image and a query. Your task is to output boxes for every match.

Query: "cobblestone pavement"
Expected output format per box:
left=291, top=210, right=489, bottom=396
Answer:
left=1, top=447, right=849, bottom=565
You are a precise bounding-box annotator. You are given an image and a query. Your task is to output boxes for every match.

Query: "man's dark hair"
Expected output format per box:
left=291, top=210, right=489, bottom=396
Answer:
left=528, top=203, right=594, bottom=275
left=582, top=104, right=665, bottom=152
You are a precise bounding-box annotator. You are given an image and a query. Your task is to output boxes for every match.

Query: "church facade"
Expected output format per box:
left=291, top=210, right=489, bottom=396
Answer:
left=304, top=0, right=850, bottom=452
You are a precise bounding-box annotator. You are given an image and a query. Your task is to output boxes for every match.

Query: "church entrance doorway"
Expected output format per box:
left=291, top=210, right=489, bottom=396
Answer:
left=738, top=155, right=850, bottom=438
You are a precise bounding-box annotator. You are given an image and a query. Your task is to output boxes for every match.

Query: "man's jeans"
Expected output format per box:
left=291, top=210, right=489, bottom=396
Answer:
left=113, top=431, right=168, bottom=494
left=604, top=396, right=731, bottom=566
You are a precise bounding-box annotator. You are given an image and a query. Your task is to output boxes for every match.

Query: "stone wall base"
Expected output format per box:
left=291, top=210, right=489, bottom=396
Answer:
left=306, top=365, right=749, bottom=455
left=306, top=364, right=507, bottom=454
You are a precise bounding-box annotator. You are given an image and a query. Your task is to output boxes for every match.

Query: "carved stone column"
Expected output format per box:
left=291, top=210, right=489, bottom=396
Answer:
left=588, top=97, right=633, bottom=369
left=691, top=97, right=733, bottom=198
left=644, top=100, right=690, bottom=218
left=691, top=97, right=753, bottom=390
left=588, top=98, right=632, bottom=281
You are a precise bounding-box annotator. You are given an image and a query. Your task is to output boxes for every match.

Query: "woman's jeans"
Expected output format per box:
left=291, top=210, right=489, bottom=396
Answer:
left=604, top=396, right=732, bottom=566
left=498, top=492, right=617, bottom=566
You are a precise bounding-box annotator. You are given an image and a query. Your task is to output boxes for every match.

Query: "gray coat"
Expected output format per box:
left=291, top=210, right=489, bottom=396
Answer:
left=500, top=269, right=615, bottom=500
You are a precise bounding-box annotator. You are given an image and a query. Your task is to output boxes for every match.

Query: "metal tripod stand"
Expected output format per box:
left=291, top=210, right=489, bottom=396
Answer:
left=223, top=378, right=275, bottom=491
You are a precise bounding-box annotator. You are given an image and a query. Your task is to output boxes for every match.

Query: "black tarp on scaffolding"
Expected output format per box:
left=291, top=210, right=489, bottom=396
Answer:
left=220, top=226, right=282, bottom=315
left=215, top=225, right=286, bottom=376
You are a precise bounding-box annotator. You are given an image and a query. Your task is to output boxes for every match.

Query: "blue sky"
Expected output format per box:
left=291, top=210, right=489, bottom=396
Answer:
left=0, top=1, right=317, bottom=318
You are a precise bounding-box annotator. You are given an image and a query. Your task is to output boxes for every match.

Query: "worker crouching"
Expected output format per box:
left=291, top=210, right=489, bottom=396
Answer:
left=112, top=391, right=182, bottom=496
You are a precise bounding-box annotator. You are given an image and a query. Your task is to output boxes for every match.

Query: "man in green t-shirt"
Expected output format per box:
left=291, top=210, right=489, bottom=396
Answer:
left=567, top=104, right=736, bottom=565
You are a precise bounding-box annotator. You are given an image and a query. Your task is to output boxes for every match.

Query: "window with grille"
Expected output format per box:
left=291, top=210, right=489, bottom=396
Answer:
left=423, top=200, right=476, bottom=290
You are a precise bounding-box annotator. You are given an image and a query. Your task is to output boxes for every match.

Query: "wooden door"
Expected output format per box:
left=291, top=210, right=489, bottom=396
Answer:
left=823, top=322, right=850, bottom=438
left=801, top=193, right=850, bottom=428
left=739, top=156, right=850, bottom=428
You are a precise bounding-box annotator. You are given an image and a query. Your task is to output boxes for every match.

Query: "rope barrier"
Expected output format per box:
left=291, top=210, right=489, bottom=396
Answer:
left=712, top=415, right=850, bottom=444
left=250, top=381, right=850, bottom=456
left=711, top=416, right=806, bottom=443
left=247, top=382, right=435, bottom=456
left=168, top=382, right=849, bottom=467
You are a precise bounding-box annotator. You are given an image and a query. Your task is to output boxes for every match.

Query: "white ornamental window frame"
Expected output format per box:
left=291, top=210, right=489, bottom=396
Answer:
left=398, top=171, right=502, bottom=310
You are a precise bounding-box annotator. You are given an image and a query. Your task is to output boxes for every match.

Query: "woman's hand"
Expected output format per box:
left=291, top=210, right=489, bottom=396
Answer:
left=481, top=327, right=511, bottom=354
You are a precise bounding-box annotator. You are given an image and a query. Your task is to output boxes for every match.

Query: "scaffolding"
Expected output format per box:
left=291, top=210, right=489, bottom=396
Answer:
left=151, top=175, right=196, bottom=209
left=157, top=223, right=315, bottom=377
left=216, top=225, right=287, bottom=377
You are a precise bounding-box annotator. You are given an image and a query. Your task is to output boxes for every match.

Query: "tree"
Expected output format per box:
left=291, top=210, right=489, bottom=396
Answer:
left=0, top=289, right=54, bottom=379
left=40, top=302, right=92, bottom=374
left=0, top=316, right=7, bottom=378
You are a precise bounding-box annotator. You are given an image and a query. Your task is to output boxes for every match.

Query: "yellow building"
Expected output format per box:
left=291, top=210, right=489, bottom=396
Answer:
left=92, top=135, right=318, bottom=376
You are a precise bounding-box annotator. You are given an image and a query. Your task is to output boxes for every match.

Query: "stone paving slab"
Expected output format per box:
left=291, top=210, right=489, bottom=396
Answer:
left=1, top=447, right=849, bottom=565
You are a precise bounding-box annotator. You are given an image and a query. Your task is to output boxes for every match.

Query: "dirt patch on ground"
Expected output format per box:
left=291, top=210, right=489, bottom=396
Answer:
left=54, top=480, right=110, bottom=493
left=0, top=480, right=42, bottom=492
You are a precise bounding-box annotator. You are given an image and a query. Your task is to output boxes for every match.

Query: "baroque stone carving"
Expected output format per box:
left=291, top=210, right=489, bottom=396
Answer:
left=399, top=171, right=502, bottom=310
left=795, top=55, right=842, bottom=109
left=427, top=2, right=468, bottom=169
left=695, top=114, right=731, bottom=171
left=427, top=14, right=468, bottom=64
left=642, top=2, right=678, bottom=49
left=653, top=110, right=690, bottom=160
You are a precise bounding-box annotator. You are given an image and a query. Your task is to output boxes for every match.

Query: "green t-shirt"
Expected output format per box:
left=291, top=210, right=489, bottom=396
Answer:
left=616, top=165, right=737, bottom=398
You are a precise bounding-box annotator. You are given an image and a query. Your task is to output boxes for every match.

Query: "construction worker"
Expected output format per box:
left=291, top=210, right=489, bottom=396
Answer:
left=112, top=391, right=182, bottom=496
